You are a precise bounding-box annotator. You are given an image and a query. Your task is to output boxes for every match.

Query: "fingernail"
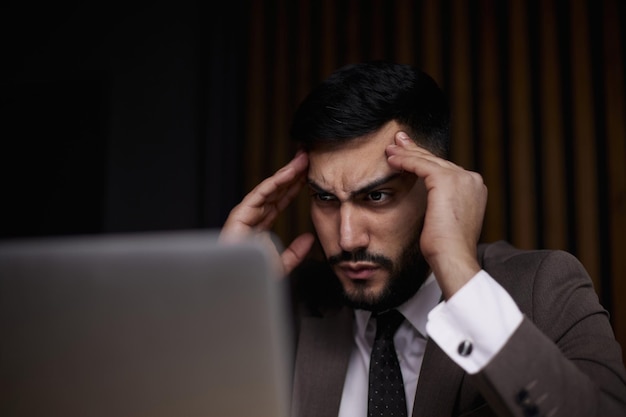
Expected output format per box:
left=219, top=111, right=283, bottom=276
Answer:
left=397, top=131, right=411, bottom=143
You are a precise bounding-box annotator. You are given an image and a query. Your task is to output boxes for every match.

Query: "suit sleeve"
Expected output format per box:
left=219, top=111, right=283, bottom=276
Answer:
left=468, top=249, right=626, bottom=417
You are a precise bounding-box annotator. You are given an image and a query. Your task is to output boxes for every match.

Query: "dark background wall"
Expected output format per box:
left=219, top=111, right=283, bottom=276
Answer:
left=2, top=0, right=626, bottom=355
left=1, top=0, right=247, bottom=237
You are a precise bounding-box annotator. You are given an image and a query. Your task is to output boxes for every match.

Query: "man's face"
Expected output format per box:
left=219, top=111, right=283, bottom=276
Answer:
left=307, top=121, right=430, bottom=312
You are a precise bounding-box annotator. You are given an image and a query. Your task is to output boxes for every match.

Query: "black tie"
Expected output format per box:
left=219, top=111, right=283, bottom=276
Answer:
left=368, top=309, right=408, bottom=417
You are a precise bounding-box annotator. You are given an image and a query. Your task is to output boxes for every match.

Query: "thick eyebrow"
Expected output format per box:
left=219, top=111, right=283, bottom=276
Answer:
left=307, top=172, right=403, bottom=198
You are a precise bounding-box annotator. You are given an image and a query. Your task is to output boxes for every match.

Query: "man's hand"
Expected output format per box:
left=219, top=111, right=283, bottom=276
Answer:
left=220, top=151, right=315, bottom=276
left=386, top=131, right=487, bottom=299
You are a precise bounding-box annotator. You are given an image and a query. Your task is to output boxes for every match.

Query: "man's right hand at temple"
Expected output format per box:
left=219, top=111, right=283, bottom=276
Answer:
left=219, top=151, right=315, bottom=276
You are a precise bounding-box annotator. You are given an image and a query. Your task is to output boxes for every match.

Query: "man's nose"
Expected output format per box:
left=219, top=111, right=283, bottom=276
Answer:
left=338, top=205, right=369, bottom=252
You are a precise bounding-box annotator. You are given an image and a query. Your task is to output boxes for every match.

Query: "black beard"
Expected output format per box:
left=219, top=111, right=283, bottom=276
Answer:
left=328, top=232, right=430, bottom=313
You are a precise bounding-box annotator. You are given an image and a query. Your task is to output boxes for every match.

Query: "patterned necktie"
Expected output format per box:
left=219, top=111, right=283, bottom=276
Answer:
left=368, top=309, right=408, bottom=417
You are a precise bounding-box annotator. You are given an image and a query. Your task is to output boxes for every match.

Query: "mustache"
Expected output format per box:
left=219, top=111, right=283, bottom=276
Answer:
left=327, top=249, right=393, bottom=270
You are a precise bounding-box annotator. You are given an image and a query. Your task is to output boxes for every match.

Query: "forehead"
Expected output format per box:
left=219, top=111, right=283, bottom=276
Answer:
left=307, top=121, right=401, bottom=192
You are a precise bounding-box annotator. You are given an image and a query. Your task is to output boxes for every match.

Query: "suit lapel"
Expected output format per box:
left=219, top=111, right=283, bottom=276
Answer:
left=291, top=306, right=468, bottom=417
left=412, top=338, right=466, bottom=417
left=291, top=307, right=354, bottom=417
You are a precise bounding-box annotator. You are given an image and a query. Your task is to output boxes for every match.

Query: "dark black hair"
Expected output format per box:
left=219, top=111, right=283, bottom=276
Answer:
left=289, top=60, right=450, bottom=157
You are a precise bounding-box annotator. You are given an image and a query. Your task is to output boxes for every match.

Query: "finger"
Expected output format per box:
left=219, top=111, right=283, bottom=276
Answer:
left=393, top=131, right=436, bottom=154
left=389, top=131, right=456, bottom=164
left=281, top=233, right=315, bottom=275
left=255, top=175, right=307, bottom=230
left=386, top=147, right=443, bottom=178
left=386, top=133, right=462, bottom=176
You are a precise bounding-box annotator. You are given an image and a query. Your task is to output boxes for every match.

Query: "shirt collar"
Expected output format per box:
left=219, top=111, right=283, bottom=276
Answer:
left=353, top=273, right=442, bottom=339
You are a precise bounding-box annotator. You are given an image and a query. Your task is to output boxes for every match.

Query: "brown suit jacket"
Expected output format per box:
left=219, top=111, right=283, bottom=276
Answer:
left=289, top=241, right=626, bottom=417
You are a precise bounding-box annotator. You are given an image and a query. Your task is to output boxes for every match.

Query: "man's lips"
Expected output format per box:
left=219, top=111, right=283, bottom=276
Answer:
left=338, top=262, right=380, bottom=280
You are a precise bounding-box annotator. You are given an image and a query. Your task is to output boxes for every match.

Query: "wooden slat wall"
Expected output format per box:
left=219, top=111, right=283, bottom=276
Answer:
left=509, top=0, right=535, bottom=249
left=602, top=0, right=626, bottom=355
left=243, top=0, right=626, bottom=352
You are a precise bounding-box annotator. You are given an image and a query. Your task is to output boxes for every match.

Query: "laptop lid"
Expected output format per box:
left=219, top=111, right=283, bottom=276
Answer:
left=0, top=230, right=292, bottom=417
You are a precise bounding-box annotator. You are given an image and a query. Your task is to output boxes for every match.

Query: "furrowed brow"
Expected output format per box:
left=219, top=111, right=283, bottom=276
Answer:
left=307, top=173, right=402, bottom=198
left=307, top=179, right=331, bottom=194
left=352, top=173, right=402, bottom=196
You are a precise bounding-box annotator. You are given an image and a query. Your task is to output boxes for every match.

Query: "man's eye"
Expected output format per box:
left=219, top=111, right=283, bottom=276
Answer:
left=315, top=193, right=336, bottom=202
left=367, top=191, right=389, bottom=202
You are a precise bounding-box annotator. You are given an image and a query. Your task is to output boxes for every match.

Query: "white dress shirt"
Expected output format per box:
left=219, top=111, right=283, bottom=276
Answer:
left=338, top=270, right=524, bottom=417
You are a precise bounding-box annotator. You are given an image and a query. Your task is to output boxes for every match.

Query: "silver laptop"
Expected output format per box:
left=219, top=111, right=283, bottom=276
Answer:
left=0, top=230, right=292, bottom=417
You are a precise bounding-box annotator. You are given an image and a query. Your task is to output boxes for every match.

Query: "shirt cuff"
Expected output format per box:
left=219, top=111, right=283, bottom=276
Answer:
left=425, top=270, right=523, bottom=374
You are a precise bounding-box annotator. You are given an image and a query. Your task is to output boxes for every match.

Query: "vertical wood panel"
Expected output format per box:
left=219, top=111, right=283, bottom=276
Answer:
left=508, top=0, right=536, bottom=249
left=570, top=0, right=601, bottom=291
left=370, top=0, right=386, bottom=59
left=538, top=0, right=568, bottom=251
left=478, top=0, right=506, bottom=242
left=345, top=0, right=361, bottom=64
left=394, top=0, right=415, bottom=64
left=602, top=0, right=626, bottom=349
left=321, top=0, right=337, bottom=76
left=421, top=0, right=444, bottom=86
left=449, top=0, right=474, bottom=170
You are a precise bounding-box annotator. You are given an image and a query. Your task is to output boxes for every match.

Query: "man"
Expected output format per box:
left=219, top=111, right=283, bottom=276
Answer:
left=220, top=61, right=626, bottom=417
